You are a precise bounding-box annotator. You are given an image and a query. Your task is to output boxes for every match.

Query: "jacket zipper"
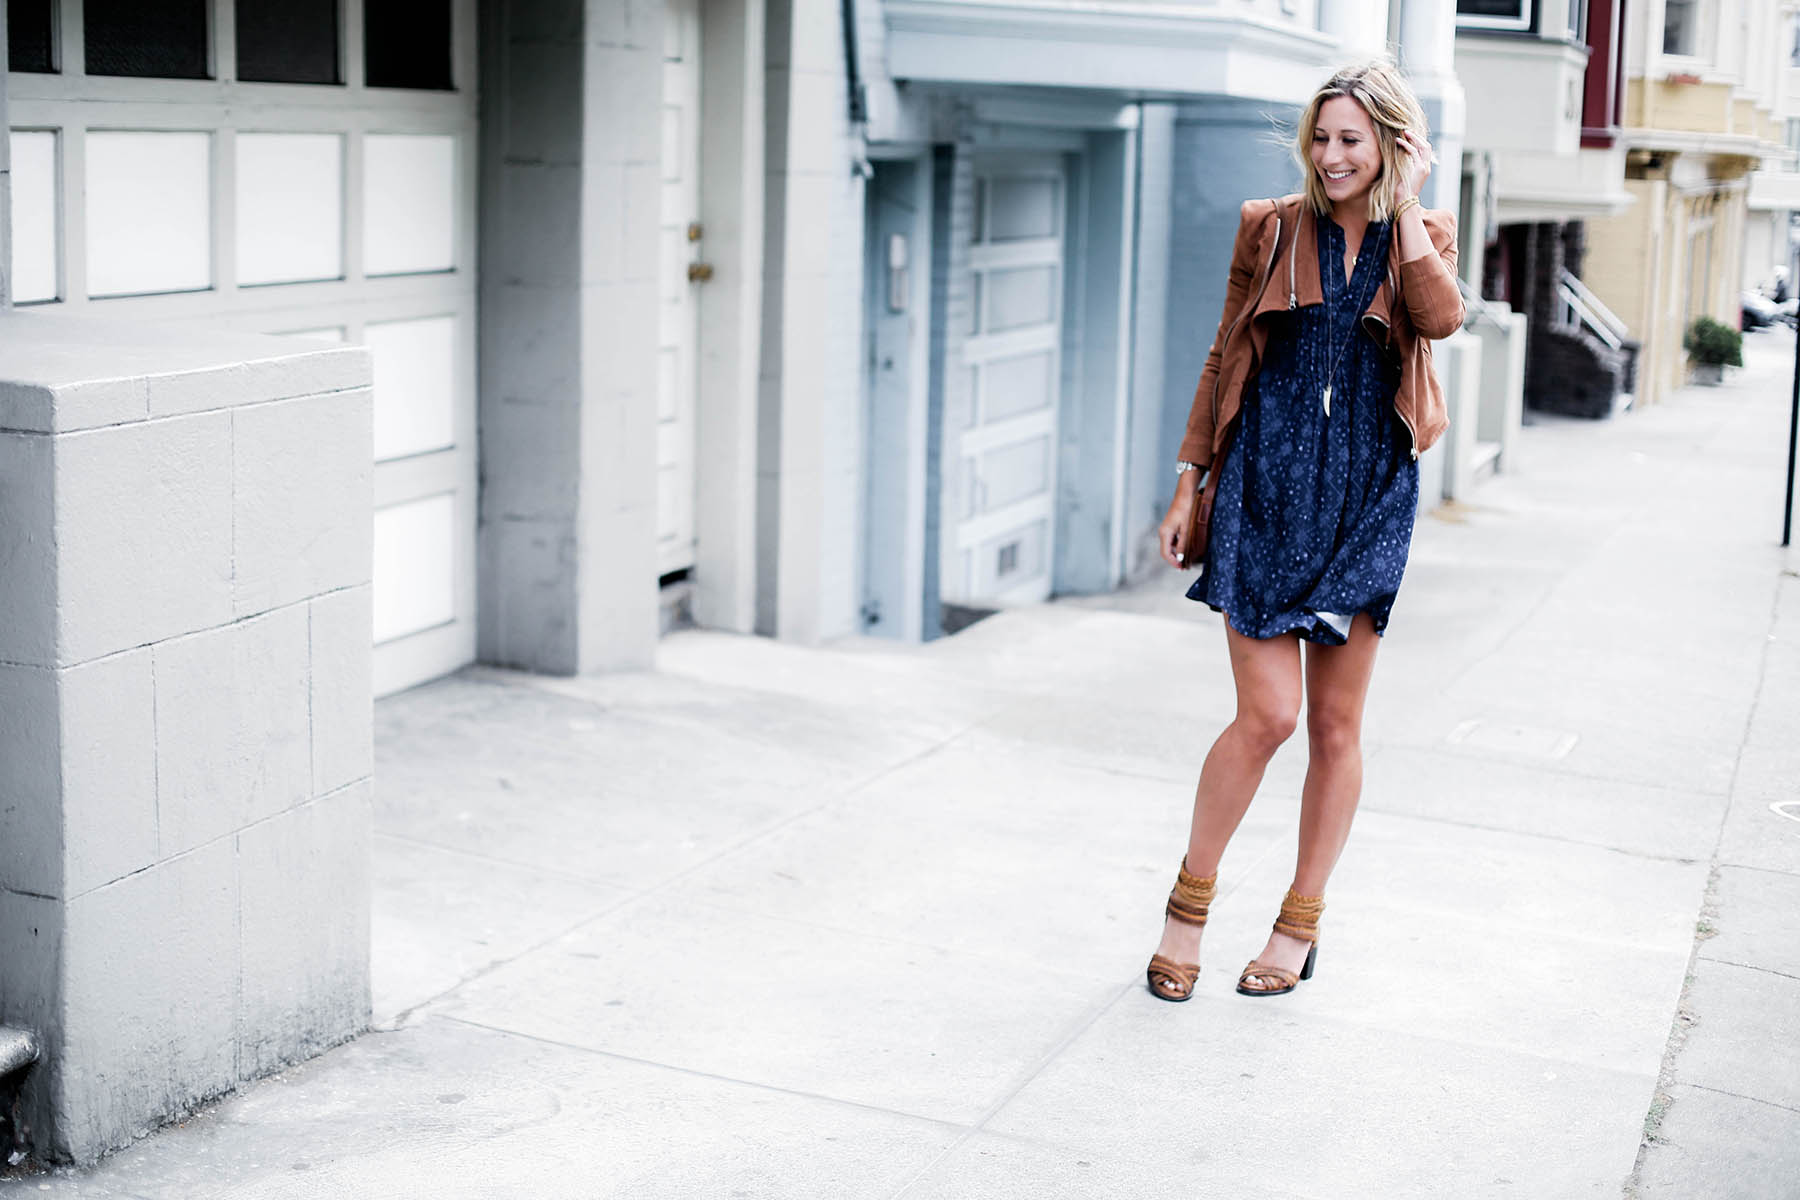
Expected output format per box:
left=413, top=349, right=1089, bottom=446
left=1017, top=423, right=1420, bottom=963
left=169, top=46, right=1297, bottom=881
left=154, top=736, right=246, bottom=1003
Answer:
left=1288, top=205, right=1300, bottom=309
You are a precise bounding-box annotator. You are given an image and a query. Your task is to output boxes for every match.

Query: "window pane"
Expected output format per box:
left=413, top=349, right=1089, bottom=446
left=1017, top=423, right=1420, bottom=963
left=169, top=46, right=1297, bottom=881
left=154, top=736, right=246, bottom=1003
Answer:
left=982, top=351, right=1053, bottom=421
left=987, top=178, right=1058, bottom=242
left=236, top=0, right=340, bottom=84
left=373, top=494, right=456, bottom=643
left=1456, top=0, right=1528, bottom=19
left=986, top=265, right=1056, bottom=332
left=236, top=133, right=344, bottom=286
left=1664, top=0, right=1697, bottom=55
left=86, top=131, right=212, bottom=297
left=366, top=315, right=457, bottom=461
left=365, top=0, right=452, bottom=90
left=8, top=0, right=56, bottom=73
left=10, top=132, right=59, bottom=303
left=85, top=0, right=209, bottom=80
left=363, top=134, right=456, bottom=275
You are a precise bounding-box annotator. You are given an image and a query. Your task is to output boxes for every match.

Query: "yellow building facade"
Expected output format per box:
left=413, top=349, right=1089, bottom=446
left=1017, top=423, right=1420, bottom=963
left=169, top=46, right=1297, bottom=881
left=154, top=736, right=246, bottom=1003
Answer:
left=1582, top=4, right=1789, bottom=406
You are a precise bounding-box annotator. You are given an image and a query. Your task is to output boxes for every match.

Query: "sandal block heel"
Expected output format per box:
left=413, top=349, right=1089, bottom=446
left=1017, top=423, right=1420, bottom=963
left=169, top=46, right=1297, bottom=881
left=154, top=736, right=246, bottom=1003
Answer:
left=1236, top=889, right=1323, bottom=998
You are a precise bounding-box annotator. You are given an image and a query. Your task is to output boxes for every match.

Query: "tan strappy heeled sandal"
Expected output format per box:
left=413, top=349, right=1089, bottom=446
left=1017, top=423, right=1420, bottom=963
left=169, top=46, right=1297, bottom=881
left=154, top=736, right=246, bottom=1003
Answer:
left=1236, top=889, right=1323, bottom=997
left=1146, top=859, right=1216, bottom=1002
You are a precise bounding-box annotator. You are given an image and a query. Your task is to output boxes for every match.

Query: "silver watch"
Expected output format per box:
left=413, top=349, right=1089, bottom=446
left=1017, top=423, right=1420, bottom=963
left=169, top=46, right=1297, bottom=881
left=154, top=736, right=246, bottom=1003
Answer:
left=1175, top=460, right=1202, bottom=478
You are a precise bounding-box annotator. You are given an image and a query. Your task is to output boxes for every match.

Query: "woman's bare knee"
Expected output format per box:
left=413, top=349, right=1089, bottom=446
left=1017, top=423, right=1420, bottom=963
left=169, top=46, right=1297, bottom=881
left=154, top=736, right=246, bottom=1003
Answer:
left=1306, top=706, right=1361, bottom=761
left=1235, top=699, right=1300, bottom=756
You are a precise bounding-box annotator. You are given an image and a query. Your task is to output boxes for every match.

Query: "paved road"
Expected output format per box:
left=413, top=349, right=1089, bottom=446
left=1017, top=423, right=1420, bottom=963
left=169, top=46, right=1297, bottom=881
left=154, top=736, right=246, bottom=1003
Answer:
left=7, top=333, right=1798, bottom=1197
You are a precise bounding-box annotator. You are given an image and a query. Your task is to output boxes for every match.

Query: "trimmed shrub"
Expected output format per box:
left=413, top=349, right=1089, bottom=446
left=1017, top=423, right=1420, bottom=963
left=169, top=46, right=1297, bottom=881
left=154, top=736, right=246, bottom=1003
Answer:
left=1684, top=316, right=1743, bottom=367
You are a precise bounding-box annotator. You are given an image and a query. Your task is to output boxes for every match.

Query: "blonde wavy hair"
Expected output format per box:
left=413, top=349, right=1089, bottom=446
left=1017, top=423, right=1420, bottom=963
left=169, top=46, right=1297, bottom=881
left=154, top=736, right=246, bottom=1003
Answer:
left=1293, top=61, right=1429, bottom=223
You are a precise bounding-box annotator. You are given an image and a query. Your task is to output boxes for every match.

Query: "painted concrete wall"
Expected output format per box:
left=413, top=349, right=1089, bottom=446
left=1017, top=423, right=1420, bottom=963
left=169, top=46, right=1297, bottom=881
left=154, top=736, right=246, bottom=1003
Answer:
left=475, top=0, right=662, bottom=674
left=1055, top=129, right=1137, bottom=596
left=0, top=316, right=374, bottom=1164
left=1124, top=104, right=1176, bottom=582
left=758, top=0, right=868, bottom=642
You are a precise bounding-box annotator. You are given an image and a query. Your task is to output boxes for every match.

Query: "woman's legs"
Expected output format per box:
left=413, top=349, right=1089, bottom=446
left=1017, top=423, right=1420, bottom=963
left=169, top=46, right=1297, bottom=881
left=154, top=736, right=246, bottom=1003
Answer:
left=1241, top=612, right=1384, bottom=987
left=1152, top=622, right=1303, bottom=969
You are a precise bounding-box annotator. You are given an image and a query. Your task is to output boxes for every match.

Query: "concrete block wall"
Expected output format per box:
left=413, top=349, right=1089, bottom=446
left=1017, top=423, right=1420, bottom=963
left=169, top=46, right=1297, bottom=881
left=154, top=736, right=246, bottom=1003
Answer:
left=0, top=314, right=374, bottom=1164
left=759, top=0, right=867, bottom=641
left=476, top=0, right=661, bottom=674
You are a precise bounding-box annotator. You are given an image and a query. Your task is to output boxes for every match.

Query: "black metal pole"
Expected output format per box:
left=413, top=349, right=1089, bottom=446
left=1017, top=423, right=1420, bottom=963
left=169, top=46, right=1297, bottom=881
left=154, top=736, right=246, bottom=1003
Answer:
left=1787, top=321, right=1800, bottom=547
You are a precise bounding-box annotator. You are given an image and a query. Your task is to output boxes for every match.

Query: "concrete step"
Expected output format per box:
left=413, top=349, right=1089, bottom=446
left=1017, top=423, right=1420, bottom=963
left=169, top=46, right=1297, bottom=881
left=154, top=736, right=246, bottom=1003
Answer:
left=658, top=577, right=694, bottom=636
left=1470, top=439, right=1502, bottom=482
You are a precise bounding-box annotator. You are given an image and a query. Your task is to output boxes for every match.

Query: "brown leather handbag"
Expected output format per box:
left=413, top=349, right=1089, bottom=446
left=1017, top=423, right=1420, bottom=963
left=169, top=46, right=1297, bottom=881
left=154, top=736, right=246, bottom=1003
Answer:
left=1179, top=434, right=1231, bottom=567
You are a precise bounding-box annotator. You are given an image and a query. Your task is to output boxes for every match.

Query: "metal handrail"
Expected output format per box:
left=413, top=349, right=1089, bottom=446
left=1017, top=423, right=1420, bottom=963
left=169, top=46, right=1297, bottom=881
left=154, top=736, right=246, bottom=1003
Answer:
left=1557, top=268, right=1631, bottom=345
left=1557, top=282, right=1623, bottom=350
left=1457, top=278, right=1514, bottom=332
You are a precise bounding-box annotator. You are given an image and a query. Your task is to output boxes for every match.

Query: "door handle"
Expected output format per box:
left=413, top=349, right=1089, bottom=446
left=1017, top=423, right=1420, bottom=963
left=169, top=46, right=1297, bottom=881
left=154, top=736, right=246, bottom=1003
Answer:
left=688, top=262, right=714, bottom=283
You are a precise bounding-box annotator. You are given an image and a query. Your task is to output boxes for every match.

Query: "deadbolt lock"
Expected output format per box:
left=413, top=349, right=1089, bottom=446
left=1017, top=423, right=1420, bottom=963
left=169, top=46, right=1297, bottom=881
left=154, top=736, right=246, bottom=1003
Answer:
left=688, top=262, right=715, bottom=282
left=687, top=222, right=704, bottom=242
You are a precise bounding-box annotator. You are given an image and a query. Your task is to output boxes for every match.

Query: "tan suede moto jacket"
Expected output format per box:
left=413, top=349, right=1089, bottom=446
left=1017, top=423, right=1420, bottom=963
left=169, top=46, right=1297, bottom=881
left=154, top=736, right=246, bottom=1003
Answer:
left=1177, top=193, right=1465, bottom=469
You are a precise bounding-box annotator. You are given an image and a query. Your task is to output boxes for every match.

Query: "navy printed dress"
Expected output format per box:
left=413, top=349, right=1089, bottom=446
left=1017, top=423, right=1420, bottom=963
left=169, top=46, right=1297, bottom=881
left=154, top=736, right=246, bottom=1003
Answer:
left=1189, top=215, right=1419, bottom=644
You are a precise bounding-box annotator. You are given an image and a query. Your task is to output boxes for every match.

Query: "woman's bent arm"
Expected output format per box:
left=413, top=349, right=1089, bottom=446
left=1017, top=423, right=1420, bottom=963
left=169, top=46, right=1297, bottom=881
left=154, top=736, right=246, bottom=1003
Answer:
left=1397, top=208, right=1464, bottom=339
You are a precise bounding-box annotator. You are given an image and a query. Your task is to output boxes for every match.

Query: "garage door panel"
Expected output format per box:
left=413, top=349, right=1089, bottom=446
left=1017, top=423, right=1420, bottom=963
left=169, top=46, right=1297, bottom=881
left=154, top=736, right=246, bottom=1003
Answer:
left=236, top=132, right=344, bottom=286
left=363, top=133, right=456, bottom=276
left=986, top=177, right=1060, bottom=241
left=373, top=493, right=458, bottom=644
left=367, top=314, right=458, bottom=462
left=979, top=350, right=1054, bottom=423
left=86, top=130, right=212, bottom=297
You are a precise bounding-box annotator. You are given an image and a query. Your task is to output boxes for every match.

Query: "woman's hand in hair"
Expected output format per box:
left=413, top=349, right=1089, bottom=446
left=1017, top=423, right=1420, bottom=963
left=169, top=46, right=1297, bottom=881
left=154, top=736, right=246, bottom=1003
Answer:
left=1397, top=129, right=1434, bottom=202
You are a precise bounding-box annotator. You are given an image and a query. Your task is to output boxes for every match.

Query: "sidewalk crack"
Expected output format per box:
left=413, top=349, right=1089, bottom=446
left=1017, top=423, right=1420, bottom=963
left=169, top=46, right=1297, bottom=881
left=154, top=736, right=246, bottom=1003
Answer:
left=1693, top=954, right=1800, bottom=984
left=1679, top=1082, right=1800, bottom=1117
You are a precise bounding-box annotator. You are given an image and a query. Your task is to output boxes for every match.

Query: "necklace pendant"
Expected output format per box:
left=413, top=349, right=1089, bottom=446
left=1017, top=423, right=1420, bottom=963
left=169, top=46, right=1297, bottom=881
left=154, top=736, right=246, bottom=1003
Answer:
left=1322, top=385, right=1332, bottom=416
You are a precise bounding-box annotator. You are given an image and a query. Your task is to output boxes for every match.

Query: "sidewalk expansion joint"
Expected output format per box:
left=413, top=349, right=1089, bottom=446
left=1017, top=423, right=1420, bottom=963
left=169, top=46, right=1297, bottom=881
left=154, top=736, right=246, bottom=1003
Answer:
left=1360, top=801, right=1706, bottom=865
left=436, top=1014, right=970, bottom=1132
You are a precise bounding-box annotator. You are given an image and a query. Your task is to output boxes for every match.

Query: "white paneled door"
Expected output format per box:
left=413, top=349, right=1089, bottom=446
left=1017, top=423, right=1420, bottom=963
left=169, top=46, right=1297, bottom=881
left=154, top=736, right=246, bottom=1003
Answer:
left=955, top=156, right=1066, bottom=607
left=657, top=0, right=703, bottom=578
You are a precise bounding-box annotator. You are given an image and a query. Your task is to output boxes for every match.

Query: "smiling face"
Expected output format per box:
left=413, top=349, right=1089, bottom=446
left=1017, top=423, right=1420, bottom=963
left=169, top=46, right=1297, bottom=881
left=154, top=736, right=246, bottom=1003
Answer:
left=1309, top=94, right=1383, bottom=215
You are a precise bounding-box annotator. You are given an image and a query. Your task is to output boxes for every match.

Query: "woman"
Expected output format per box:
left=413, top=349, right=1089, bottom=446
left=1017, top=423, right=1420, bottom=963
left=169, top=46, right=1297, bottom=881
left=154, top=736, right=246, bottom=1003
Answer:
left=1145, top=62, right=1464, bottom=1002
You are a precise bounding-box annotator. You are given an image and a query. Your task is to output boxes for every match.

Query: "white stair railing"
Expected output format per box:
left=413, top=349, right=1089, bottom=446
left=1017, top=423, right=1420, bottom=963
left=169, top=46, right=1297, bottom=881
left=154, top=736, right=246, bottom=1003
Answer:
left=1556, top=268, right=1630, bottom=350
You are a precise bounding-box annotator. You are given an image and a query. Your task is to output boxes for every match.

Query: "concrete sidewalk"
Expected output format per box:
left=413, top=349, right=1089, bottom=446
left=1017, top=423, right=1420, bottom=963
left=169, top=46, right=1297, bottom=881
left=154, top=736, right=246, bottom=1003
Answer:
left=6, top=334, right=1799, bottom=1198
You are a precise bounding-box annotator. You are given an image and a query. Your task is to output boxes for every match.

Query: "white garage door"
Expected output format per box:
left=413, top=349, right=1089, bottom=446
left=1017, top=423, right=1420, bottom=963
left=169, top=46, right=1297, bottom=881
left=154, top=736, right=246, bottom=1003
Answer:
left=953, top=155, right=1065, bottom=608
left=7, top=0, right=480, bottom=698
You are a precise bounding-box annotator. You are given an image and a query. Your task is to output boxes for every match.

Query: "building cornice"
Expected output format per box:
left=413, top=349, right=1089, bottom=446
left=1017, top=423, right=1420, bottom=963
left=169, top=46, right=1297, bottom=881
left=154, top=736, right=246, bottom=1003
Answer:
left=884, top=1, right=1336, bottom=101
left=1619, top=126, right=1784, bottom=161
